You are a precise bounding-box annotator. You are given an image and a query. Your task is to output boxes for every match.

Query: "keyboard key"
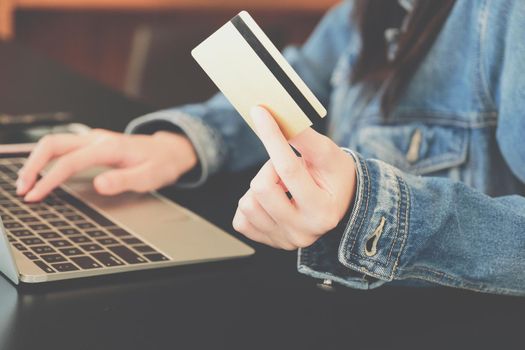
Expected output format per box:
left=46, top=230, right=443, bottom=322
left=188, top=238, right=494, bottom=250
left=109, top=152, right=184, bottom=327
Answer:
left=57, top=191, right=116, bottom=227
left=34, top=260, right=55, bottom=273
left=39, top=213, right=59, bottom=220
left=97, top=238, right=118, bottom=246
left=108, top=228, right=131, bottom=237
left=107, top=246, right=147, bottom=264
left=11, top=229, right=33, bottom=237
left=144, top=253, right=169, bottom=262
left=41, top=254, right=67, bottom=263
left=21, top=237, right=44, bottom=246
left=0, top=165, right=11, bottom=173
left=75, top=222, right=96, bottom=229
left=13, top=243, right=26, bottom=251
left=49, top=240, right=72, bottom=248
left=29, top=224, right=51, bottom=231
left=35, top=208, right=52, bottom=214
left=86, top=212, right=115, bottom=227
left=10, top=209, right=29, bottom=216
left=79, top=243, right=104, bottom=252
left=69, top=236, right=91, bottom=244
left=60, top=247, right=83, bottom=256
left=0, top=214, right=14, bottom=221
left=49, top=220, right=69, bottom=227
left=31, top=245, right=56, bottom=254
left=59, top=228, right=81, bottom=236
left=91, top=252, right=124, bottom=267
left=51, top=263, right=79, bottom=272
left=20, top=216, right=40, bottom=223
left=4, top=189, right=17, bottom=195
left=70, top=256, right=102, bottom=269
left=86, top=230, right=106, bottom=238
left=43, top=197, right=64, bottom=206
left=133, top=245, right=156, bottom=253
left=23, top=251, right=39, bottom=260
left=37, top=231, right=61, bottom=240
left=4, top=222, right=23, bottom=229
left=64, top=214, right=84, bottom=222
left=55, top=207, right=74, bottom=214
left=122, top=237, right=143, bottom=245
left=2, top=202, right=20, bottom=209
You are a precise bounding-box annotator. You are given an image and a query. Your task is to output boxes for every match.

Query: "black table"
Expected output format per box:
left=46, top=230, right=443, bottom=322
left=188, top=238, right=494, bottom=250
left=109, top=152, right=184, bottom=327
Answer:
left=0, top=43, right=523, bottom=350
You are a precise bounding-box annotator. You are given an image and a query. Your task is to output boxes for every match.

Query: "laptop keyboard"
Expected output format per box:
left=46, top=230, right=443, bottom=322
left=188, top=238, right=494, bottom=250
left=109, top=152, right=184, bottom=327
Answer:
left=0, top=157, right=169, bottom=274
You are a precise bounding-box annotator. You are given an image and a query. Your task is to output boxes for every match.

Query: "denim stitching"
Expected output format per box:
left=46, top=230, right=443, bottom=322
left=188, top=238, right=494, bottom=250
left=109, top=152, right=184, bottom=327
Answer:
left=411, top=153, right=465, bottom=173
left=390, top=174, right=410, bottom=279
left=351, top=155, right=372, bottom=251
left=363, top=111, right=498, bottom=128
left=297, top=265, right=380, bottom=291
left=347, top=155, right=371, bottom=254
left=477, top=0, right=497, bottom=110
left=386, top=167, right=402, bottom=263
left=345, top=252, right=389, bottom=268
left=338, top=153, right=375, bottom=273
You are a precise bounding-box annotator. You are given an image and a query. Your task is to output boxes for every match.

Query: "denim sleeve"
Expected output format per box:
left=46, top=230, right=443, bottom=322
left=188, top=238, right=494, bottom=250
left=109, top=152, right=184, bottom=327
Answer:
left=298, top=150, right=525, bottom=296
left=125, top=1, right=355, bottom=187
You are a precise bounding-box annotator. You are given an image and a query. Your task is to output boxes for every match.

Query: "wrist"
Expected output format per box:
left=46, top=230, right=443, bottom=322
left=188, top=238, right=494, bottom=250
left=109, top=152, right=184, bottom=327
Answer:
left=153, top=131, right=198, bottom=175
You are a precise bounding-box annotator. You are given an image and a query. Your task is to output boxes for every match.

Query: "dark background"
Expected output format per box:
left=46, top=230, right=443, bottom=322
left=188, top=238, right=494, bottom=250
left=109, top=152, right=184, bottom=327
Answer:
left=13, top=7, right=325, bottom=108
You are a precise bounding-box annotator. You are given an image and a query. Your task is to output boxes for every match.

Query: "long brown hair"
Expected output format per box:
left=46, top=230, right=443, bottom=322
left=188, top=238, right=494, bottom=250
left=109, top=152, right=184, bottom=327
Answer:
left=351, top=0, right=456, bottom=116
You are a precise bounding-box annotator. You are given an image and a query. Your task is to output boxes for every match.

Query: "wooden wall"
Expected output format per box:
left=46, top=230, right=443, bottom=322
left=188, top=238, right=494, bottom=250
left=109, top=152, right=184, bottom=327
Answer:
left=13, top=8, right=326, bottom=106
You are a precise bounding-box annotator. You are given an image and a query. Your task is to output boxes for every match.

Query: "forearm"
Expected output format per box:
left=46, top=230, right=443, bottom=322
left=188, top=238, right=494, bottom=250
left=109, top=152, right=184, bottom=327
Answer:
left=299, top=151, right=525, bottom=296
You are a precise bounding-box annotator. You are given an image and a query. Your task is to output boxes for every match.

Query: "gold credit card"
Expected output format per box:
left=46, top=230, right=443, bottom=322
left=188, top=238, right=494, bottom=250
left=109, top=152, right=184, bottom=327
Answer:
left=192, top=11, right=327, bottom=140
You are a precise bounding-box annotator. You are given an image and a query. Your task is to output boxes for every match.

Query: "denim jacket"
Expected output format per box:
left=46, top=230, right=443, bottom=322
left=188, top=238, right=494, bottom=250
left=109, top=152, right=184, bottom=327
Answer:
left=126, top=0, right=525, bottom=296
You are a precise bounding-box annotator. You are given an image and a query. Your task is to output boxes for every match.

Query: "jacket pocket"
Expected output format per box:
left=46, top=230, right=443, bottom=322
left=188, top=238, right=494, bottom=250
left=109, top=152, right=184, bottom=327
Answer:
left=354, top=123, right=469, bottom=176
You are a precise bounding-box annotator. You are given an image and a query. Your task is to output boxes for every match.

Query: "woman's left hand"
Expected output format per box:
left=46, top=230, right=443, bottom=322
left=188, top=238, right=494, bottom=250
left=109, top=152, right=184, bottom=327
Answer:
left=233, top=106, right=357, bottom=250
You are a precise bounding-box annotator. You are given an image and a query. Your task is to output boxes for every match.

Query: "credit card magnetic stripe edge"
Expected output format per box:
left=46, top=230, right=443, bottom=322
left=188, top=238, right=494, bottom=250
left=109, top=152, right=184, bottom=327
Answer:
left=230, top=15, right=323, bottom=121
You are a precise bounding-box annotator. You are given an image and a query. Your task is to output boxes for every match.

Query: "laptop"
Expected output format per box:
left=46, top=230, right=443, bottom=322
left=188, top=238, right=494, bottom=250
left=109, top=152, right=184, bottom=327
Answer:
left=0, top=131, right=254, bottom=285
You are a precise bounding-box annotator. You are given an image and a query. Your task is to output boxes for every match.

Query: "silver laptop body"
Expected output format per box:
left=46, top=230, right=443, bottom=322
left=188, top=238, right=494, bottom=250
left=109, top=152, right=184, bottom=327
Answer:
left=0, top=157, right=254, bottom=284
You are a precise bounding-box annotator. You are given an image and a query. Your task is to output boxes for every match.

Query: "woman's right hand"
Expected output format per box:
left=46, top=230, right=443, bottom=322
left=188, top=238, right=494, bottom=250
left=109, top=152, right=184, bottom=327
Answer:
left=16, top=129, right=198, bottom=202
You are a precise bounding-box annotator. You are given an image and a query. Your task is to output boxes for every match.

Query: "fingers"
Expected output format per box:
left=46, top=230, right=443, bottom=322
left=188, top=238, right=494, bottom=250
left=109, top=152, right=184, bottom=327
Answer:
left=24, top=140, right=119, bottom=202
left=94, top=162, right=174, bottom=195
left=17, top=134, right=94, bottom=195
left=249, top=160, right=297, bottom=223
left=237, top=191, right=277, bottom=231
left=232, top=210, right=276, bottom=248
left=250, top=106, right=318, bottom=203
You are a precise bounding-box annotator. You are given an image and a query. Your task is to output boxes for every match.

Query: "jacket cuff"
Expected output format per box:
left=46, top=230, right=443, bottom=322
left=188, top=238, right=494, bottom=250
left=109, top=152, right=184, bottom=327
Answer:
left=298, top=150, right=410, bottom=289
left=125, top=110, right=227, bottom=188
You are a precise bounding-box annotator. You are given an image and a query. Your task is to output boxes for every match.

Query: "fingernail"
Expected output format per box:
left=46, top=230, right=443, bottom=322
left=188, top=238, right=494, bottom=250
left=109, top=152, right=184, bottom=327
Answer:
left=24, top=190, right=37, bottom=202
left=16, top=178, right=28, bottom=195
left=250, top=106, right=269, bottom=126
left=94, top=176, right=111, bottom=192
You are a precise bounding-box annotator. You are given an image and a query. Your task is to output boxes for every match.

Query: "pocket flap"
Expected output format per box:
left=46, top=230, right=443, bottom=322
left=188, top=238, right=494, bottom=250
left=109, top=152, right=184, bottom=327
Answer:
left=355, top=124, right=468, bottom=175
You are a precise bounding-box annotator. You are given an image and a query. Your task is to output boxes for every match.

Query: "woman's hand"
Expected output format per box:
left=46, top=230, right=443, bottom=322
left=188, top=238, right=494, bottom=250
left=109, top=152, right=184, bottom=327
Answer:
left=233, top=106, right=357, bottom=250
left=17, top=129, right=198, bottom=202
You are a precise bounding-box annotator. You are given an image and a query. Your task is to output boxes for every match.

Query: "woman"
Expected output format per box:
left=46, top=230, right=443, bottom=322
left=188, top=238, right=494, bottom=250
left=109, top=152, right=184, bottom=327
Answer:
left=15, top=0, right=525, bottom=295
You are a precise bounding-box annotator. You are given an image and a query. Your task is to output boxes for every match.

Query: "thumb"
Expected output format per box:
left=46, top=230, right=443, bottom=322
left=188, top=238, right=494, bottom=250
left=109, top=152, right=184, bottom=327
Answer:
left=93, top=165, right=156, bottom=195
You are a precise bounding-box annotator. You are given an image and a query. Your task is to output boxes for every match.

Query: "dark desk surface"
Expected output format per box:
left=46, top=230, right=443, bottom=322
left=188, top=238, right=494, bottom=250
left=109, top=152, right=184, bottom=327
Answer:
left=0, top=43, right=523, bottom=350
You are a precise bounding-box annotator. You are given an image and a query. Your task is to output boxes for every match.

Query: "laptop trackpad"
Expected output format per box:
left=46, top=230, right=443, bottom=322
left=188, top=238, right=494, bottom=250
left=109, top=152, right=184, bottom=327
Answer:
left=61, top=168, right=251, bottom=262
